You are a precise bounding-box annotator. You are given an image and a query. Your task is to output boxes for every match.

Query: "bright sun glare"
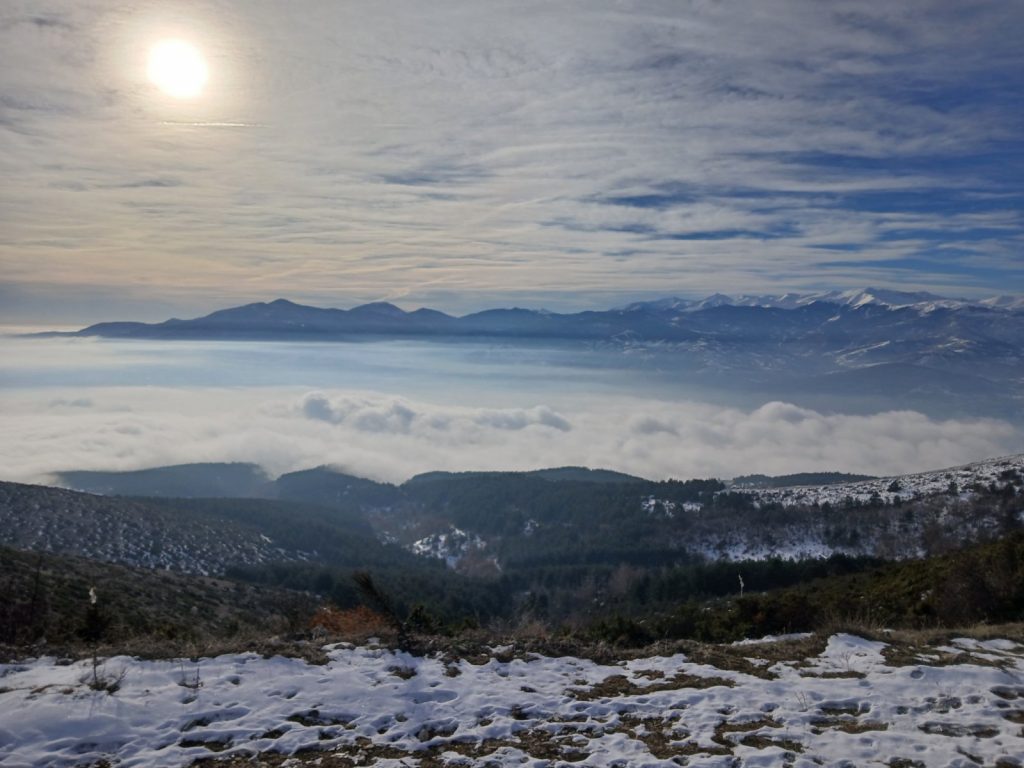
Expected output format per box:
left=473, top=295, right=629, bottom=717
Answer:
left=147, top=39, right=208, bottom=99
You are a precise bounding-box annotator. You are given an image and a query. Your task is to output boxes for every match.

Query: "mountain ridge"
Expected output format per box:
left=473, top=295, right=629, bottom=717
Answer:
left=52, top=451, right=1024, bottom=498
left=27, top=287, right=1024, bottom=422
left=12, top=452, right=1024, bottom=581
left=67, top=287, right=1024, bottom=341
left=51, top=290, right=1024, bottom=370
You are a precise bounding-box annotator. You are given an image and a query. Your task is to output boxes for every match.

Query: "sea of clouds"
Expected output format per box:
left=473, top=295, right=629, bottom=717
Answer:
left=2, top=386, right=1018, bottom=486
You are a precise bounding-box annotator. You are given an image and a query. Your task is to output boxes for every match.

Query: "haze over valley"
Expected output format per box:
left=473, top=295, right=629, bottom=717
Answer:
left=4, top=287, right=1023, bottom=487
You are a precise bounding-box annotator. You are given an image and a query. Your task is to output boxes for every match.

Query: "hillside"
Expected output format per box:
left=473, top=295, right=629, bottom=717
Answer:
left=730, top=471, right=877, bottom=489
left=55, top=463, right=271, bottom=499
left=48, top=454, right=1024, bottom=572
left=0, top=546, right=316, bottom=651
left=609, top=531, right=1024, bottom=644
left=0, top=482, right=289, bottom=574
left=271, top=455, right=1024, bottom=568
left=732, top=453, right=1024, bottom=508
left=27, top=454, right=1022, bottom=634
left=0, top=481, right=419, bottom=576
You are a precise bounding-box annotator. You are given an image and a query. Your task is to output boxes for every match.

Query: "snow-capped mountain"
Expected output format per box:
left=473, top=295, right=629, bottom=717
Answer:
left=68, top=287, right=1023, bottom=345
left=981, top=295, right=1024, bottom=311
left=64, top=292, right=1024, bottom=418
left=274, top=454, right=1022, bottom=569
left=623, top=287, right=1003, bottom=314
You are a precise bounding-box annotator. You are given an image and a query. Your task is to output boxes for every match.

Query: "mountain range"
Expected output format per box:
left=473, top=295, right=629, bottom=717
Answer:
left=54, top=287, right=1024, bottom=421
left=68, top=288, right=1024, bottom=343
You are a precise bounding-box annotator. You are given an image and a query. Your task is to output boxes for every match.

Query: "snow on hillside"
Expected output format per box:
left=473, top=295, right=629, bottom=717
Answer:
left=628, top=455, right=1024, bottom=563
left=2, top=635, right=1023, bottom=767
left=642, top=496, right=703, bottom=518
left=410, top=526, right=487, bottom=569
left=0, top=482, right=301, bottom=575
left=626, top=288, right=1020, bottom=314
left=735, top=454, right=1024, bottom=509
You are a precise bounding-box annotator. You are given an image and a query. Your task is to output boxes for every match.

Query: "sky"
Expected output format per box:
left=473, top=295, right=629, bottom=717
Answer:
left=1, top=0, right=1023, bottom=323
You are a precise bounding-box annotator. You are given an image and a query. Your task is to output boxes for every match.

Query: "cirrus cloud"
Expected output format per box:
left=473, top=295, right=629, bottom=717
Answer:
left=1, top=1, right=1022, bottom=323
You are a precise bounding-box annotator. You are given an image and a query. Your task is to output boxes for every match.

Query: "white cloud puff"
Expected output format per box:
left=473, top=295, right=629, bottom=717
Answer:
left=300, top=393, right=571, bottom=434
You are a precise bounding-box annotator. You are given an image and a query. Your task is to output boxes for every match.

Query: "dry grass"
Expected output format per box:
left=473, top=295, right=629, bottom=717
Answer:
left=308, top=606, right=392, bottom=643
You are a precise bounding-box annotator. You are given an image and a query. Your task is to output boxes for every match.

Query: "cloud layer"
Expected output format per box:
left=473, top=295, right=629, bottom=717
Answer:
left=1, top=1, right=1023, bottom=321
left=2, top=387, right=1019, bottom=486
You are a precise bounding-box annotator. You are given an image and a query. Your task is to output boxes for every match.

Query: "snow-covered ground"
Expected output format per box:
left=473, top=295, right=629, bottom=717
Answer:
left=410, top=527, right=487, bottom=569
left=642, top=497, right=704, bottom=518
left=2, top=634, right=1023, bottom=767
left=733, top=454, right=1024, bottom=509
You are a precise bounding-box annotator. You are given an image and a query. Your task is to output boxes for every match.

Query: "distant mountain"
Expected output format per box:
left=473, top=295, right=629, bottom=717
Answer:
left=56, top=462, right=648, bottom=504
left=272, top=466, right=402, bottom=508
left=405, top=466, right=647, bottom=485
left=730, top=471, right=877, bottom=489
left=524, top=466, right=646, bottom=483
left=68, top=288, right=1024, bottom=344
left=56, top=462, right=271, bottom=498
left=623, top=287, right=991, bottom=313
left=980, top=295, right=1024, bottom=312
left=59, top=290, right=1024, bottom=420
left=76, top=298, right=459, bottom=340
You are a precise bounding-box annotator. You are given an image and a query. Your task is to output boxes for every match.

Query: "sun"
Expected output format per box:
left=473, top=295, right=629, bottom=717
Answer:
left=147, top=39, right=208, bottom=99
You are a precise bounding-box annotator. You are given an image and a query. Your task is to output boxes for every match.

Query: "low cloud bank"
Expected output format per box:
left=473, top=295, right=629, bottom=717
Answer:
left=1, top=387, right=1019, bottom=486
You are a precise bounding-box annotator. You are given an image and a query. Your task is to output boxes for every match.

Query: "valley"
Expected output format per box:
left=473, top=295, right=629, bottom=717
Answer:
left=1, top=452, right=1020, bottom=653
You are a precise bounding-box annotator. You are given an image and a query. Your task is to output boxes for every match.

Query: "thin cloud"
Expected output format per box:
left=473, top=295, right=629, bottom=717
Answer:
left=158, top=121, right=264, bottom=128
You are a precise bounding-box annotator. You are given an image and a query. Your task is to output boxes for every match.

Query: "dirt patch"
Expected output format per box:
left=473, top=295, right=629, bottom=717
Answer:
left=738, top=733, right=805, bottom=752
left=883, top=644, right=1005, bottom=670
left=918, top=722, right=1000, bottom=738
left=609, top=715, right=730, bottom=760
left=179, top=738, right=232, bottom=752
left=715, top=716, right=782, bottom=735
left=387, top=665, right=416, bottom=680
left=570, top=670, right=734, bottom=700
left=811, top=716, right=889, bottom=734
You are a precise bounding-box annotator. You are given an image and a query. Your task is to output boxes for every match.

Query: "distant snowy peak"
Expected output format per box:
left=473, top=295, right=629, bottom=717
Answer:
left=694, top=293, right=735, bottom=310
left=980, top=295, right=1024, bottom=311
left=626, top=287, right=1018, bottom=314
left=829, top=288, right=969, bottom=312
left=621, top=297, right=695, bottom=312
